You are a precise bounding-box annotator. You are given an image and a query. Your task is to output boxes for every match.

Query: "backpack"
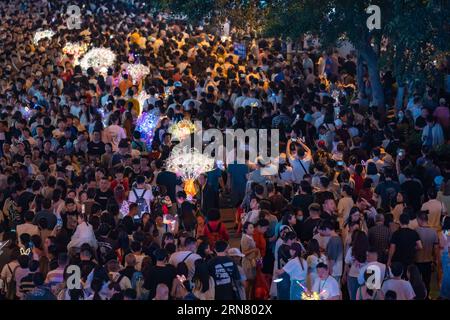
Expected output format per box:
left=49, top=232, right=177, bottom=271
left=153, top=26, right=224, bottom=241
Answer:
left=206, top=222, right=223, bottom=248
left=4, top=264, right=19, bottom=300
left=133, top=189, right=149, bottom=216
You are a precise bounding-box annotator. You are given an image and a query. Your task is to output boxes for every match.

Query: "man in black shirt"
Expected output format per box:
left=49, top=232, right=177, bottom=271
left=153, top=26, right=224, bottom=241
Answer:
left=400, top=169, right=424, bottom=212
left=156, top=161, right=178, bottom=203
left=144, top=249, right=176, bottom=300
left=387, top=213, right=423, bottom=276
left=87, top=130, right=105, bottom=159
left=95, top=177, right=114, bottom=210
left=176, top=191, right=197, bottom=233
left=33, top=198, right=57, bottom=229
left=208, top=240, right=241, bottom=300
left=300, top=203, right=322, bottom=243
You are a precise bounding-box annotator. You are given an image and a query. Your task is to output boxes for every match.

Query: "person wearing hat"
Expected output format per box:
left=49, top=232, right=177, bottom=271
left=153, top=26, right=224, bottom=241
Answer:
left=275, top=242, right=307, bottom=300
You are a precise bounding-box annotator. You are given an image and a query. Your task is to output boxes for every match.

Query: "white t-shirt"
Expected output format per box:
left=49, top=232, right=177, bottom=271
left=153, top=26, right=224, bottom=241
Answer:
left=168, top=251, right=202, bottom=280
left=290, top=155, right=312, bottom=184
left=312, top=276, right=341, bottom=300
left=128, top=187, right=154, bottom=211
left=345, top=247, right=367, bottom=278
left=283, top=258, right=308, bottom=281
left=381, top=279, right=416, bottom=300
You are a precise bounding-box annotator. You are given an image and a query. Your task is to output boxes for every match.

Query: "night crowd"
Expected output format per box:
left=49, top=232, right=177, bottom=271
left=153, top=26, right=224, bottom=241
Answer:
left=0, top=0, right=449, bottom=301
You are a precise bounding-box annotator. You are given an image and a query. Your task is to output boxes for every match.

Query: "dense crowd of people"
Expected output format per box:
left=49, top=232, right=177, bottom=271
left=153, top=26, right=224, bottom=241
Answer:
left=0, top=0, right=449, bottom=301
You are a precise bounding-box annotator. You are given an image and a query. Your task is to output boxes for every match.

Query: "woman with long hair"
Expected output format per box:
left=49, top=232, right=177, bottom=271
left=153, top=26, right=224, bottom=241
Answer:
left=240, top=222, right=259, bottom=300
left=275, top=242, right=308, bottom=300
left=305, top=239, right=327, bottom=290
left=192, top=260, right=215, bottom=300
left=391, top=191, right=407, bottom=224
left=343, top=230, right=369, bottom=300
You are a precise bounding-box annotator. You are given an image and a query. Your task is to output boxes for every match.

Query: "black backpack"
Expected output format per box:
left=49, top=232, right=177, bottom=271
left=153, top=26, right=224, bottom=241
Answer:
left=133, top=189, right=149, bottom=216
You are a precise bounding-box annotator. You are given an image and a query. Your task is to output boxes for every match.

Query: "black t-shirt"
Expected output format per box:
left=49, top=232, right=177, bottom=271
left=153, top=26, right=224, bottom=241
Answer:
left=401, top=180, right=424, bottom=212
left=300, top=217, right=322, bottom=243
left=208, top=256, right=240, bottom=300
left=291, top=194, right=314, bottom=218
left=88, top=141, right=106, bottom=156
left=79, top=260, right=97, bottom=279
left=156, top=171, right=178, bottom=202
left=179, top=201, right=197, bottom=231
left=144, top=264, right=176, bottom=299
left=390, top=228, right=421, bottom=265
left=94, top=189, right=114, bottom=210
left=17, top=191, right=35, bottom=212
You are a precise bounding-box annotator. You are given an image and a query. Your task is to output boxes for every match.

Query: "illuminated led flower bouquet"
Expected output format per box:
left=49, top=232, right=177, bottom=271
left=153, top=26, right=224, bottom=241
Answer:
left=62, top=42, right=89, bottom=64
left=135, top=109, right=159, bottom=149
left=168, top=120, right=197, bottom=141
left=80, top=47, right=116, bottom=74
left=166, top=147, right=214, bottom=197
left=33, top=30, right=55, bottom=45
left=126, top=63, right=150, bottom=84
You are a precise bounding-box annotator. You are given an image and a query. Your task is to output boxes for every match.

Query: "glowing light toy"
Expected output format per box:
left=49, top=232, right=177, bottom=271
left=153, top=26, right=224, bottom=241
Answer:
left=168, top=119, right=197, bottom=141
left=135, top=111, right=159, bottom=148
left=126, top=63, right=150, bottom=84
left=79, top=47, right=116, bottom=74
left=62, top=42, right=89, bottom=64
left=166, top=147, right=214, bottom=197
left=120, top=200, right=129, bottom=217
left=33, top=30, right=55, bottom=45
left=22, top=106, right=32, bottom=120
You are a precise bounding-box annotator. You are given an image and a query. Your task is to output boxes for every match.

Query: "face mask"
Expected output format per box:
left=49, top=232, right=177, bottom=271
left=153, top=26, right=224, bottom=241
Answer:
left=297, top=216, right=304, bottom=222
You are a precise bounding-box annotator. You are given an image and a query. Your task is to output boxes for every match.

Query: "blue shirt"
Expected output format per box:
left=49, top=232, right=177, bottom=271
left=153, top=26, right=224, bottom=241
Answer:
left=207, top=168, right=222, bottom=192
left=227, top=163, right=248, bottom=192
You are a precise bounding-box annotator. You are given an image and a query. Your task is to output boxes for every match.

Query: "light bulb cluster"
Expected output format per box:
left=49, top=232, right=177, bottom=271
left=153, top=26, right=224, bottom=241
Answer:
left=166, top=147, right=214, bottom=181
left=33, top=30, right=55, bottom=45
left=126, top=63, right=150, bottom=84
left=168, top=119, right=197, bottom=142
left=79, top=47, right=116, bottom=73
left=62, top=42, right=89, bottom=64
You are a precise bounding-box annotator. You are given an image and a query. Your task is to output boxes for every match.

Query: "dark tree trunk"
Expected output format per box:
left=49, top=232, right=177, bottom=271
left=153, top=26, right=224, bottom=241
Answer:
left=356, top=52, right=365, bottom=99
left=359, top=44, right=385, bottom=109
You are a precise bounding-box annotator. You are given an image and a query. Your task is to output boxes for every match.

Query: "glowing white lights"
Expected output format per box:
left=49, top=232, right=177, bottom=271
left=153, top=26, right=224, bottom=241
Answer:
left=33, top=30, right=55, bottom=45
left=126, top=63, right=150, bottom=84
left=79, top=47, right=116, bottom=73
